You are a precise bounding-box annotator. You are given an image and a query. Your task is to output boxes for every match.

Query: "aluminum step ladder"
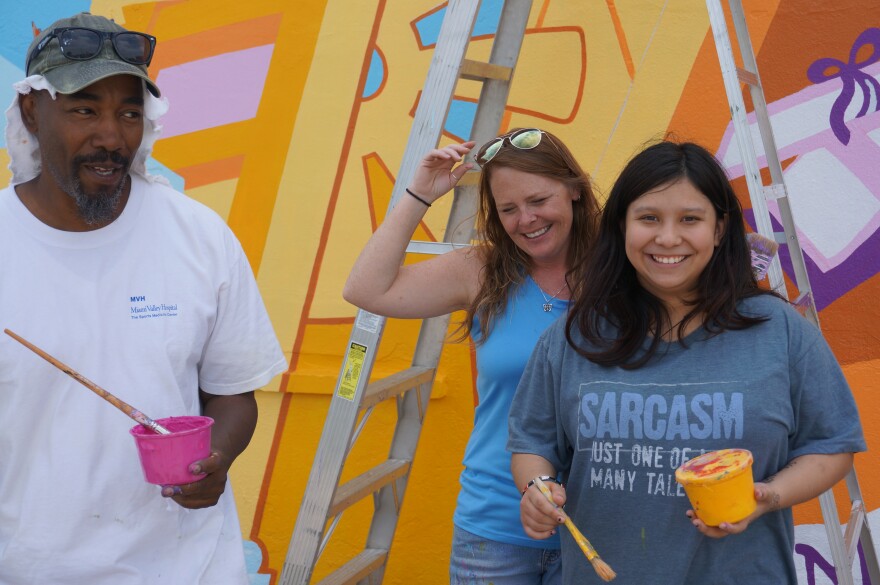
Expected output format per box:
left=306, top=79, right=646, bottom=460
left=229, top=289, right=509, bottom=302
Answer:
left=278, top=1, right=534, bottom=583
left=706, top=1, right=880, bottom=583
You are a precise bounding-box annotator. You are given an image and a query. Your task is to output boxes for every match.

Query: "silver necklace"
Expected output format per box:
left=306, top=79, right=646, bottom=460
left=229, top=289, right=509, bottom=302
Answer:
left=538, top=281, right=568, bottom=312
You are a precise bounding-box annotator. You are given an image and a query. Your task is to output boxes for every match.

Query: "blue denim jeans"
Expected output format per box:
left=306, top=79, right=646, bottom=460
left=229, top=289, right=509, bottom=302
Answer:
left=449, top=526, right=561, bottom=585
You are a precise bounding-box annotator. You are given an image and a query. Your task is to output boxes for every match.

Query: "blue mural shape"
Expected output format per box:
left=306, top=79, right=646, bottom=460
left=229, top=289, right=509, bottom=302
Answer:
left=363, top=48, right=384, bottom=99
left=445, top=99, right=477, bottom=141
left=244, top=539, right=271, bottom=585
left=413, top=0, right=504, bottom=47
left=0, top=1, right=91, bottom=66
left=0, top=1, right=92, bottom=148
left=146, top=157, right=186, bottom=193
left=411, top=2, right=506, bottom=141
left=0, top=56, right=24, bottom=149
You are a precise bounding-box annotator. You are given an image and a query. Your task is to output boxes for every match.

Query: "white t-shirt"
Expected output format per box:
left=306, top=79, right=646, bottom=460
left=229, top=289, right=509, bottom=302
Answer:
left=0, top=176, right=287, bottom=584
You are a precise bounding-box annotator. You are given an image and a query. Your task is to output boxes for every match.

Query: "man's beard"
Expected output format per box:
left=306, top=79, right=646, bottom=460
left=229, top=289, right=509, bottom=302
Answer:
left=48, top=151, right=131, bottom=225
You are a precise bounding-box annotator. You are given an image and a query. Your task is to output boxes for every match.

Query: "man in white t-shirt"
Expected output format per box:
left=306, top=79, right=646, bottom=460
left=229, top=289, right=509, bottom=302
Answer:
left=0, top=12, right=287, bottom=584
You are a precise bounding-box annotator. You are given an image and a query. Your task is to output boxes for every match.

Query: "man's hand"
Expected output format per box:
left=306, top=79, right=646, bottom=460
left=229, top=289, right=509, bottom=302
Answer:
left=161, top=390, right=258, bottom=509
left=161, top=450, right=231, bottom=509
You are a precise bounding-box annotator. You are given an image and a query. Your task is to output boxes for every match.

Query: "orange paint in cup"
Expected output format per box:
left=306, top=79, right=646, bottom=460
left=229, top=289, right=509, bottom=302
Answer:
left=675, top=448, right=756, bottom=526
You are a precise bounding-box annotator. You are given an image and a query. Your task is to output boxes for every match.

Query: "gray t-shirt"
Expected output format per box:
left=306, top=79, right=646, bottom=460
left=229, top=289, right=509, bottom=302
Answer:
left=508, top=295, right=865, bottom=584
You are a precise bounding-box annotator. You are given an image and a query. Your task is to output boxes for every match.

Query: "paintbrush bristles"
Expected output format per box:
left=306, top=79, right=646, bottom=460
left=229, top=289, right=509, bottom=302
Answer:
left=591, top=557, right=617, bottom=582
left=747, top=232, right=780, bottom=281
left=533, top=477, right=616, bottom=581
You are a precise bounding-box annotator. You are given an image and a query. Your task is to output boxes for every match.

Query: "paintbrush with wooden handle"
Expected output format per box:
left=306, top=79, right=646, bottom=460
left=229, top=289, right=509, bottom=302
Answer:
left=534, top=477, right=616, bottom=582
left=4, top=329, right=170, bottom=435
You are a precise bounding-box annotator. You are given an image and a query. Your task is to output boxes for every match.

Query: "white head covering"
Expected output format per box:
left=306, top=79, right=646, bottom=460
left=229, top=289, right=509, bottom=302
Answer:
left=4, top=74, right=170, bottom=186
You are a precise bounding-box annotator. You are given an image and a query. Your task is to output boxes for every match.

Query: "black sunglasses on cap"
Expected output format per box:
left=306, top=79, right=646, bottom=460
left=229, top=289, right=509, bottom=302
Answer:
left=27, top=27, right=156, bottom=73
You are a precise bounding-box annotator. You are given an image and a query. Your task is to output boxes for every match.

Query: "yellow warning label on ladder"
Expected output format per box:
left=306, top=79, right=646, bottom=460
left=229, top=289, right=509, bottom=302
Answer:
left=338, top=342, right=367, bottom=400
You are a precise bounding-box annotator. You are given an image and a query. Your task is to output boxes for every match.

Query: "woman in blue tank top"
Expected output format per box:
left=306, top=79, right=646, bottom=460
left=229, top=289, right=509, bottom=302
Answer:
left=343, top=128, right=599, bottom=584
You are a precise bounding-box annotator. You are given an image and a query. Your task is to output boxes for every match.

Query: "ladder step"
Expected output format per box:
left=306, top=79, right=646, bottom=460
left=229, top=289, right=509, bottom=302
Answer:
left=361, top=366, right=434, bottom=411
left=314, top=548, right=387, bottom=585
left=736, top=66, right=758, bottom=86
left=405, top=241, right=459, bottom=255
left=456, top=170, right=480, bottom=186
left=762, top=183, right=786, bottom=201
left=459, top=58, right=512, bottom=82
left=329, top=459, right=411, bottom=518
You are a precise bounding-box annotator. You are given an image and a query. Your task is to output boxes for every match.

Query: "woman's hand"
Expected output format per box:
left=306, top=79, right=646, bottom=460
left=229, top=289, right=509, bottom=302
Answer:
left=687, top=453, right=855, bottom=539
left=685, top=481, right=775, bottom=538
left=408, top=141, right=476, bottom=204
left=520, top=481, right=567, bottom=539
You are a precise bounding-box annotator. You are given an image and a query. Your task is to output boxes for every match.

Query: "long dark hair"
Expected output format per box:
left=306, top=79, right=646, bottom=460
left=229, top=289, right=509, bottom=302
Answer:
left=566, top=140, right=777, bottom=368
left=461, top=128, right=599, bottom=342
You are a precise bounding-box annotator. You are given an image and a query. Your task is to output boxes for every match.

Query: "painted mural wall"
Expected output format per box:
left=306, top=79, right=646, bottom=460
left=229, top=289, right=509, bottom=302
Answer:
left=1, top=1, right=878, bottom=583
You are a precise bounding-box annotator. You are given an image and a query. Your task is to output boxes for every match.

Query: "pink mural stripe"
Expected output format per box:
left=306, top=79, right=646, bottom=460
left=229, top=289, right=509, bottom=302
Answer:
left=156, top=45, right=275, bottom=139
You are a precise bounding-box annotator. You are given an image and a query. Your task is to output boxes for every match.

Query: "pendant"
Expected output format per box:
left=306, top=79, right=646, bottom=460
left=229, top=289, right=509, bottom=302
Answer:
left=543, top=302, right=553, bottom=312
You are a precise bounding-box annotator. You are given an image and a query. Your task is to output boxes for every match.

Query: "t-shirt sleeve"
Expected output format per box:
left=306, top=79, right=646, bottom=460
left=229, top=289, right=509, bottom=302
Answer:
left=198, top=231, right=287, bottom=395
left=787, top=307, right=866, bottom=458
left=507, top=328, right=570, bottom=473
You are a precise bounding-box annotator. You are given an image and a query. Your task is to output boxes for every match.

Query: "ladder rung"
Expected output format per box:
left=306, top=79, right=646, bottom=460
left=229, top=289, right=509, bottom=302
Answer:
left=314, top=548, right=387, bottom=585
left=457, top=170, right=480, bottom=186
left=459, top=58, right=512, bottom=82
left=736, top=66, right=758, bottom=86
left=762, top=183, right=786, bottom=200
left=406, top=241, right=458, bottom=255
left=361, top=366, right=434, bottom=411
left=329, top=459, right=411, bottom=518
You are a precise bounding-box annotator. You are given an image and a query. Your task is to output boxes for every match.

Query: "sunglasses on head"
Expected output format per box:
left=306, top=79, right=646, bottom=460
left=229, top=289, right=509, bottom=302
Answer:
left=476, top=128, right=548, bottom=166
left=27, top=27, right=156, bottom=74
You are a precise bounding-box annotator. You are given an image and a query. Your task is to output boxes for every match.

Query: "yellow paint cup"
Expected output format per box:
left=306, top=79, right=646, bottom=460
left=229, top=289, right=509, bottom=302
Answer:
left=674, top=448, right=756, bottom=526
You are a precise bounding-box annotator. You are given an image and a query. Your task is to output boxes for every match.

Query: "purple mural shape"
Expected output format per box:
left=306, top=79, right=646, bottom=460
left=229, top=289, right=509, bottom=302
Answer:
left=807, top=28, right=880, bottom=145
left=795, top=540, right=872, bottom=585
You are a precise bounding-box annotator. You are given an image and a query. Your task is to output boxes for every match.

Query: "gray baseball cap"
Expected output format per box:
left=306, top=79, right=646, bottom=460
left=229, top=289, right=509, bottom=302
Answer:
left=26, top=12, right=160, bottom=97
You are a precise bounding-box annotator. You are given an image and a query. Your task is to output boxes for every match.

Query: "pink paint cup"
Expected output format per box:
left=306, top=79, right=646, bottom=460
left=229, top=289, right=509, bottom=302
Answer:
left=129, top=416, right=214, bottom=486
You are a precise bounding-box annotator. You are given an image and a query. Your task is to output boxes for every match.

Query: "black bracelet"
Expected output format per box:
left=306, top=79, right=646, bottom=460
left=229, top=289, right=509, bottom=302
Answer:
left=405, top=187, right=431, bottom=207
left=521, top=475, right=558, bottom=497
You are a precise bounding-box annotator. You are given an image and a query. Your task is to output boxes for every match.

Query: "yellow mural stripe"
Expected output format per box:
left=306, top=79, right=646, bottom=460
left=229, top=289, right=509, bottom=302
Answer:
left=148, top=13, right=284, bottom=73
left=362, top=153, right=436, bottom=242
left=225, top=3, right=329, bottom=273
left=589, top=0, right=710, bottom=188
left=176, top=155, right=245, bottom=189
left=152, top=120, right=254, bottom=175
left=606, top=0, right=636, bottom=80
left=145, top=0, right=288, bottom=37
left=255, top=0, right=384, bottom=368
left=185, top=178, right=238, bottom=224
left=536, top=0, right=551, bottom=28
left=250, top=0, right=385, bottom=563
left=505, top=27, right=586, bottom=124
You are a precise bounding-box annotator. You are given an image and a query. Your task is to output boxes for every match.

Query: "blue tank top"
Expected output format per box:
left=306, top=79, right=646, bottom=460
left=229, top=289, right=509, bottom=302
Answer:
left=453, top=276, right=565, bottom=548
